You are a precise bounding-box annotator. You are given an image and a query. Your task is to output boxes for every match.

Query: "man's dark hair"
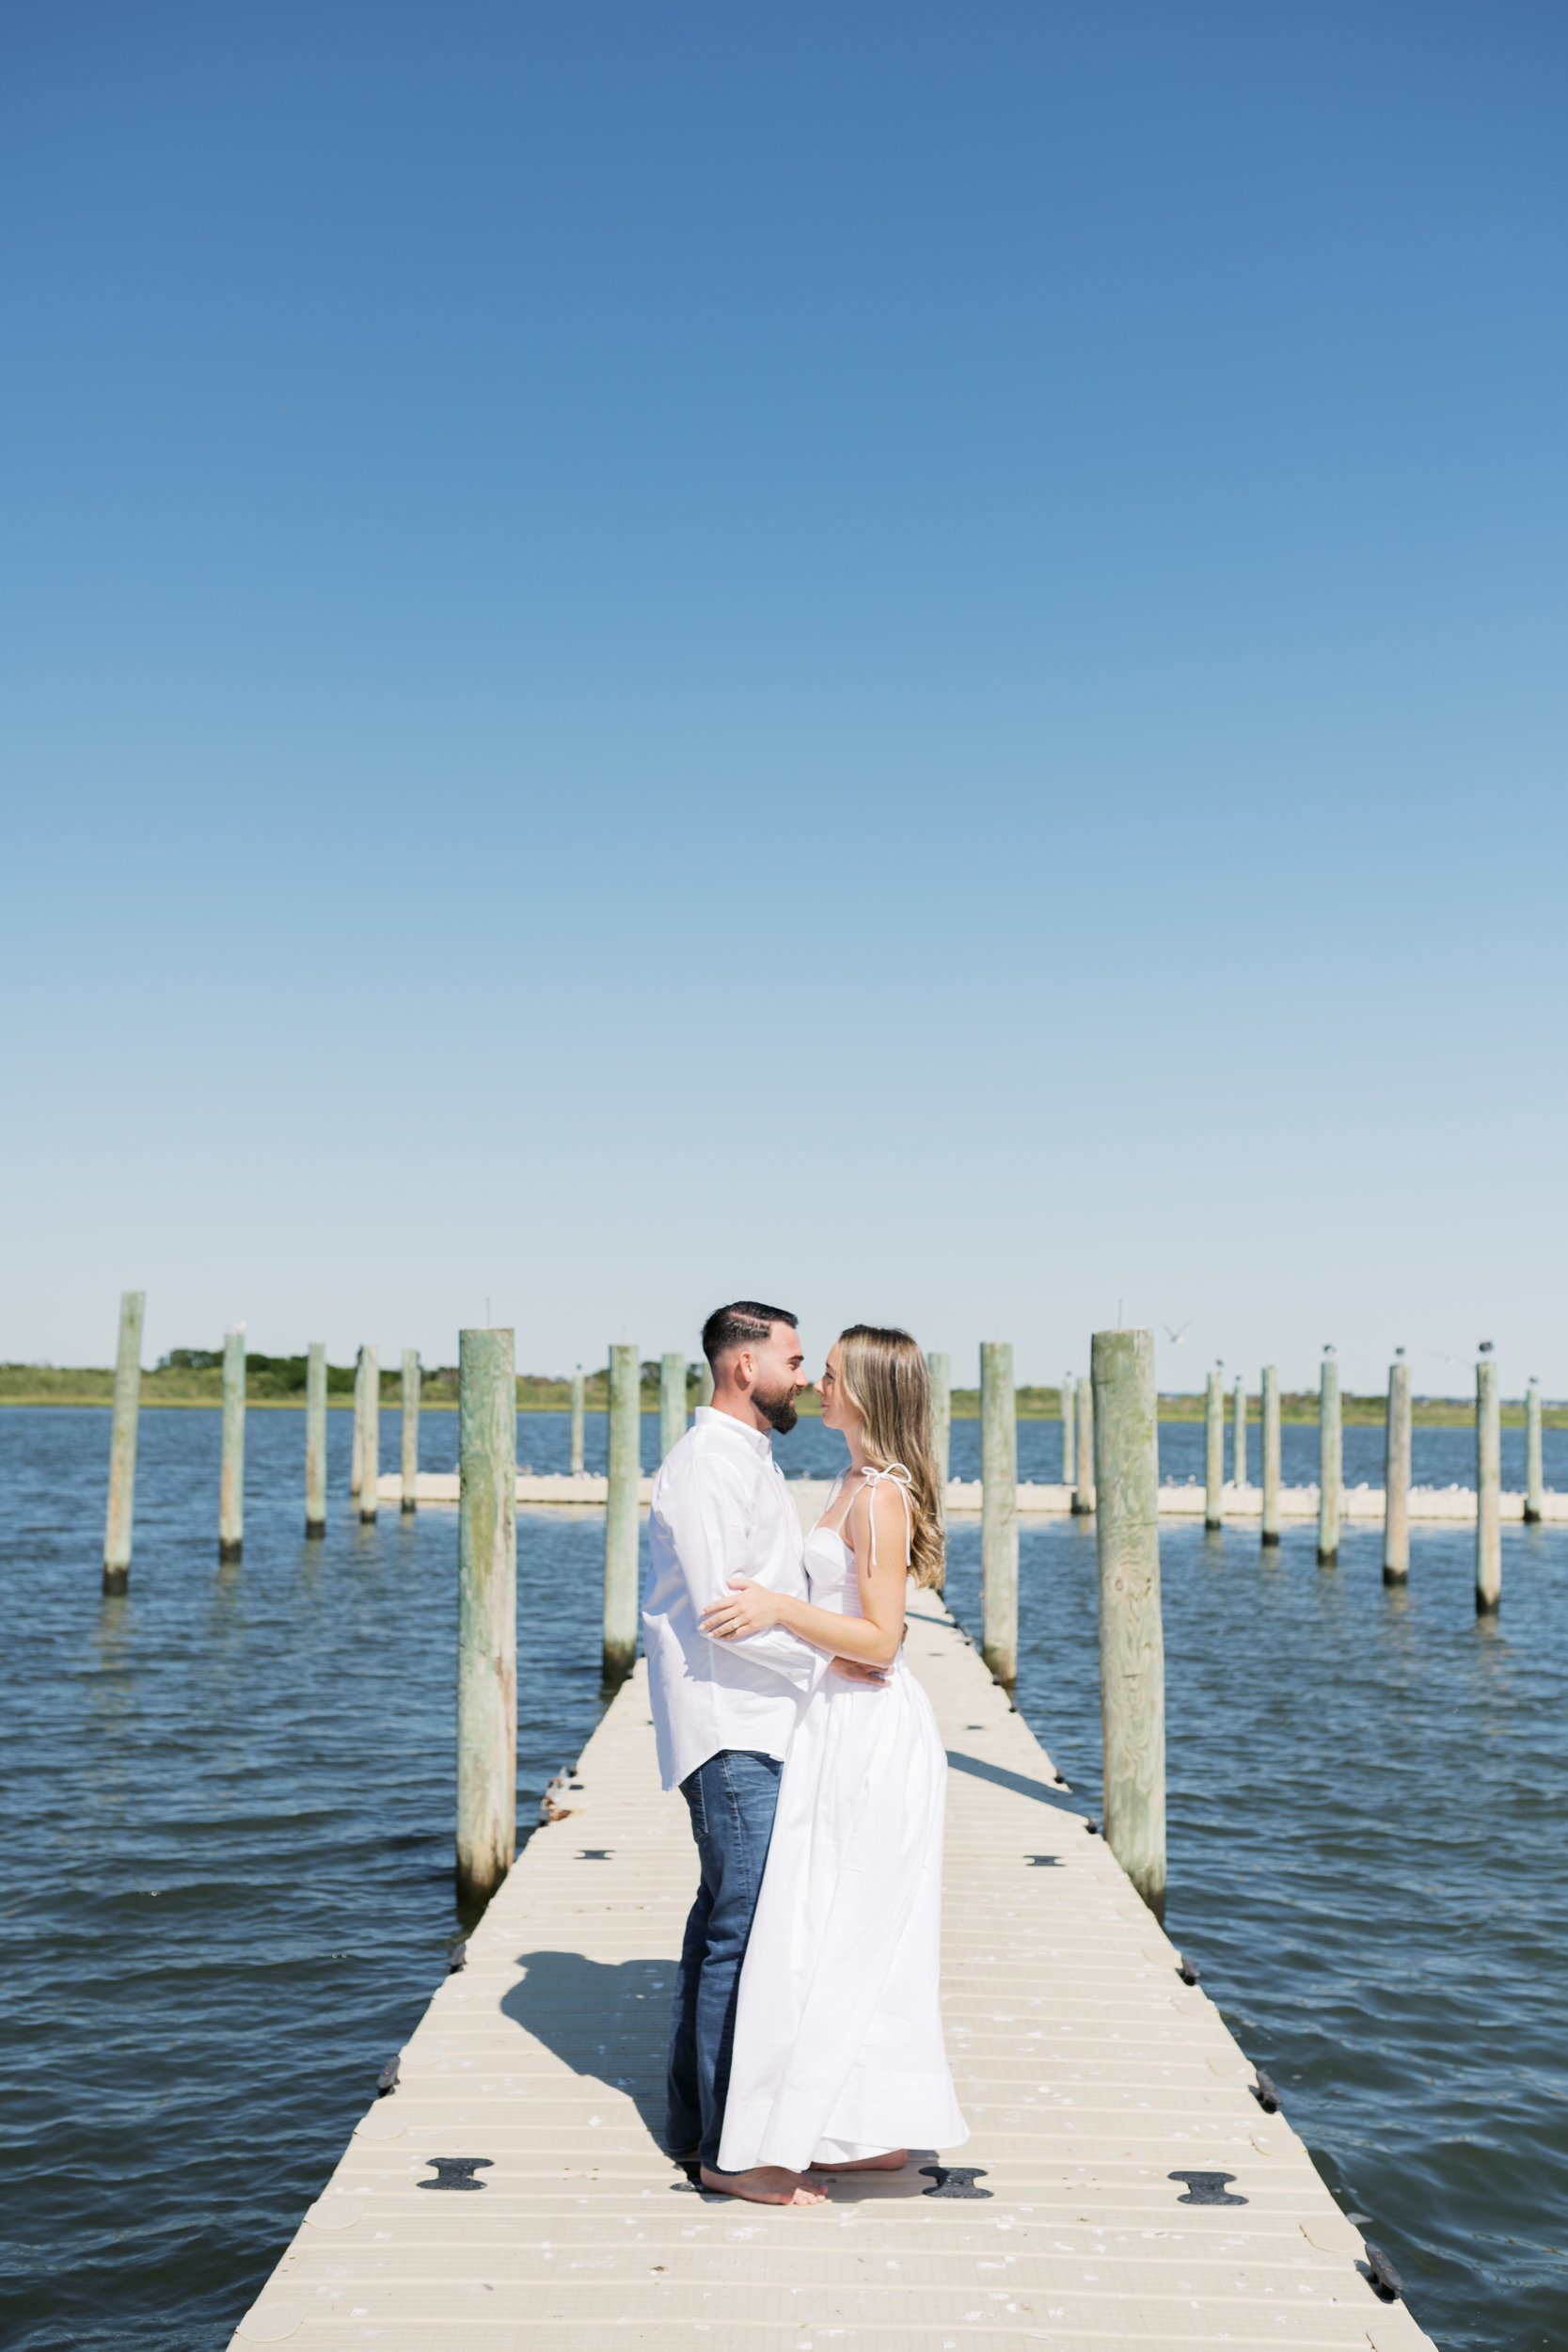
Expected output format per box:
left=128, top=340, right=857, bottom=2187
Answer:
left=702, top=1300, right=799, bottom=1371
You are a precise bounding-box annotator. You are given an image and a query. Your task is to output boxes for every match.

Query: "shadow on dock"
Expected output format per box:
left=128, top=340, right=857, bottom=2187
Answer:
left=944, top=1747, right=1078, bottom=1811
left=500, top=1947, right=952, bottom=2202
left=501, top=1947, right=671, bottom=2143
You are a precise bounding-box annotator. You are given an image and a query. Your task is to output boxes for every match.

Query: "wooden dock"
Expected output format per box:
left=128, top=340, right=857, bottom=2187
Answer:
left=382, top=1467, right=1561, bottom=1523
left=230, top=1586, right=1435, bottom=2349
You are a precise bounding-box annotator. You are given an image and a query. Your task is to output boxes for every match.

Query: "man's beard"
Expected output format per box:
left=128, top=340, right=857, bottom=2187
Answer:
left=753, top=1383, right=800, bottom=1436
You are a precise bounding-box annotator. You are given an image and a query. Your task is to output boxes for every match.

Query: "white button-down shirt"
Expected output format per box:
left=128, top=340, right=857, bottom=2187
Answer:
left=642, top=1406, right=826, bottom=1792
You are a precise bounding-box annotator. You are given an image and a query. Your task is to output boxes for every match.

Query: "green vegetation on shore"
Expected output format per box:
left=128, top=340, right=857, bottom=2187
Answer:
left=1, top=1359, right=1560, bottom=1425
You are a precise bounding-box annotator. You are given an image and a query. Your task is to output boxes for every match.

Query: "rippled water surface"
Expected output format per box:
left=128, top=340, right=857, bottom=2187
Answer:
left=3, top=1406, right=1564, bottom=2350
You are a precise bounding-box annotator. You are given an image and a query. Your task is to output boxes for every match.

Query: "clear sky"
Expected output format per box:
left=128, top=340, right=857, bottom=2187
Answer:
left=4, top=1, right=1564, bottom=1395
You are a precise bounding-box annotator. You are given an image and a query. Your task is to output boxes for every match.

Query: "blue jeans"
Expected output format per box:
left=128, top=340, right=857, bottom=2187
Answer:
left=666, top=1749, right=783, bottom=2170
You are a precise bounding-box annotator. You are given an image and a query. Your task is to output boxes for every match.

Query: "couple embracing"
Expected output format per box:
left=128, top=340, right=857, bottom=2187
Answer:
left=641, top=1300, right=969, bottom=2205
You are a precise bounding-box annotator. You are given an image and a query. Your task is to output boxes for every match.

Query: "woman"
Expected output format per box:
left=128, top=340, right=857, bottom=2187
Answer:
left=699, top=1323, right=969, bottom=2177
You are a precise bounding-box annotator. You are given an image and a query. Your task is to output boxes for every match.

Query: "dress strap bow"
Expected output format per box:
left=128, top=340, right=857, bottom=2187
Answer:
left=858, top=1462, right=914, bottom=1569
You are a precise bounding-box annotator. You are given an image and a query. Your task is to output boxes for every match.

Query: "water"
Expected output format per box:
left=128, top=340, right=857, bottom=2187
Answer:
left=2, top=1407, right=1564, bottom=2350
left=526, top=1406, right=1568, bottom=1492
left=2, top=1409, right=609, bottom=2352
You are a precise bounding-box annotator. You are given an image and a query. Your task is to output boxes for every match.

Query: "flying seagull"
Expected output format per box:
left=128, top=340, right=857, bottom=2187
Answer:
left=1162, top=1321, right=1193, bottom=1346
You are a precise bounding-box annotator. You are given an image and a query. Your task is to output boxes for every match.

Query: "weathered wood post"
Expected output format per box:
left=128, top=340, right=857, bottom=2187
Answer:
left=219, top=1325, right=245, bottom=1561
left=659, top=1351, right=687, bottom=1460
left=569, top=1365, right=585, bottom=1475
left=979, top=1341, right=1018, bottom=1683
left=1074, top=1374, right=1095, bottom=1514
left=103, top=1290, right=145, bottom=1593
left=305, top=1343, right=327, bottom=1536
left=927, top=1350, right=951, bottom=1486
left=1092, top=1327, right=1166, bottom=1922
left=401, top=1349, right=420, bottom=1513
left=604, top=1343, right=641, bottom=1681
left=456, top=1326, right=516, bottom=1903
left=1260, top=1364, right=1281, bottom=1545
left=1232, top=1375, right=1246, bottom=1488
left=1384, top=1349, right=1411, bottom=1584
left=350, top=1348, right=365, bottom=1499
left=1476, top=1346, right=1501, bottom=1614
left=1204, top=1366, right=1224, bottom=1530
left=359, top=1345, right=379, bottom=1522
left=1060, top=1373, right=1075, bottom=1486
left=1525, top=1376, right=1544, bottom=1524
left=1318, top=1346, right=1341, bottom=1565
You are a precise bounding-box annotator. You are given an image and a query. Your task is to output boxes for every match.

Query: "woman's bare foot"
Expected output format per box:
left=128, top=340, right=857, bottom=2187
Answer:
left=809, top=2149, right=908, bottom=2173
left=699, top=2163, right=828, bottom=2204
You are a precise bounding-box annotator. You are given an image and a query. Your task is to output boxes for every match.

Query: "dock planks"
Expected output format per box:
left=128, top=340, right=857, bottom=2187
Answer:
left=230, top=1588, right=1435, bottom=2350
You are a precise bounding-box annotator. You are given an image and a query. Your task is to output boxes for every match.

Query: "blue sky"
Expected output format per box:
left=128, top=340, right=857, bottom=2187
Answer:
left=4, top=0, right=1564, bottom=1393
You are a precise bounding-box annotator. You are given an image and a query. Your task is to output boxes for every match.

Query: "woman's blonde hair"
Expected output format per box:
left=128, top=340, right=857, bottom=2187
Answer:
left=836, top=1324, right=944, bottom=1590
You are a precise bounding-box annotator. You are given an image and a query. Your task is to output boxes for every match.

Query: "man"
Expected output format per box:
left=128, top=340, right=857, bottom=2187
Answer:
left=643, top=1301, right=846, bottom=2206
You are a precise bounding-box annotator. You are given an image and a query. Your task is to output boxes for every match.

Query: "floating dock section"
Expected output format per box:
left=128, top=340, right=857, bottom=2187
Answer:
left=231, top=1588, right=1434, bottom=2350
left=382, top=1467, right=1560, bottom=1522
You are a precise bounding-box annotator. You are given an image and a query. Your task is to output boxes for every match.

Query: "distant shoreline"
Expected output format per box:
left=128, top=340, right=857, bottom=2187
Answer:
left=0, top=1373, right=1557, bottom=1426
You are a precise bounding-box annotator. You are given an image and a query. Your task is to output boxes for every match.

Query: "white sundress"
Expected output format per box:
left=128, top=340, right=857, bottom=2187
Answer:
left=716, top=1469, right=969, bottom=2171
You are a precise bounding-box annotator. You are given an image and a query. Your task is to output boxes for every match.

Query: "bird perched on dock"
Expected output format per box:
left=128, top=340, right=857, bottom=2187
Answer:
left=538, top=1772, right=577, bottom=1824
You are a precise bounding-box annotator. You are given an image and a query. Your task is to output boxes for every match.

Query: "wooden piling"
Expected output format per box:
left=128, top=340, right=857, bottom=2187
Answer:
left=979, top=1341, right=1018, bottom=1683
left=659, top=1351, right=687, bottom=1461
left=1317, top=1347, right=1342, bottom=1564
left=1060, top=1373, right=1075, bottom=1486
left=1204, top=1366, right=1224, bottom=1530
left=1259, top=1364, right=1280, bottom=1544
left=1232, top=1375, right=1246, bottom=1488
left=1476, top=1348, right=1501, bottom=1613
left=1074, top=1374, right=1095, bottom=1515
left=218, top=1326, right=245, bottom=1561
left=1525, top=1376, right=1544, bottom=1524
left=1091, top=1327, right=1166, bottom=1922
left=604, top=1343, right=641, bottom=1681
left=456, top=1326, right=517, bottom=1903
left=928, top=1350, right=951, bottom=1486
left=103, top=1289, right=145, bottom=1593
left=1383, top=1350, right=1411, bottom=1583
left=569, top=1366, right=585, bottom=1476
left=359, top=1345, right=379, bottom=1522
left=350, top=1350, right=365, bottom=1499
left=305, top=1343, right=327, bottom=1535
left=401, top=1349, right=421, bottom=1513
